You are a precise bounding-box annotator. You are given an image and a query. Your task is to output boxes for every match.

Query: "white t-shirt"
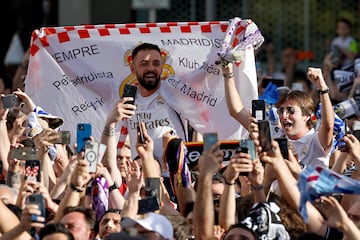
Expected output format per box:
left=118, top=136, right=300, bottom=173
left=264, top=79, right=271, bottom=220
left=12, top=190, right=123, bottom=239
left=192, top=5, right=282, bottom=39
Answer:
left=288, top=128, right=330, bottom=169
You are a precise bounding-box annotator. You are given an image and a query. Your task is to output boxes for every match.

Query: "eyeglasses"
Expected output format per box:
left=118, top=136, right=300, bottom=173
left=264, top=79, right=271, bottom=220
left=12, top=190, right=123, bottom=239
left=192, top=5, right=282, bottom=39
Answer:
left=277, top=106, right=300, bottom=115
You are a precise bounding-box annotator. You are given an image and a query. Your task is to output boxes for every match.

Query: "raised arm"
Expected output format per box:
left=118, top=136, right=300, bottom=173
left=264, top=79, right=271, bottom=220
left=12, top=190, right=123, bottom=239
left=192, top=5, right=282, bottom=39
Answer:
left=260, top=141, right=328, bottom=236
left=193, top=142, right=223, bottom=240
left=222, top=63, right=250, bottom=130
left=101, top=97, right=136, bottom=186
left=307, top=67, right=334, bottom=153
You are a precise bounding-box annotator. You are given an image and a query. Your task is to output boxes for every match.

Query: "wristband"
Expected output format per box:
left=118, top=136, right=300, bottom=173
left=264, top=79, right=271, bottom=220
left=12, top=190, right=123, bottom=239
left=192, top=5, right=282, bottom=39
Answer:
left=223, top=72, right=235, bottom=79
left=251, top=184, right=264, bottom=191
left=104, top=126, right=115, bottom=136
left=70, top=182, right=84, bottom=193
left=317, top=88, right=330, bottom=95
left=223, top=177, right=235, bottom=185
left=109, top=181, right=119, bottom=192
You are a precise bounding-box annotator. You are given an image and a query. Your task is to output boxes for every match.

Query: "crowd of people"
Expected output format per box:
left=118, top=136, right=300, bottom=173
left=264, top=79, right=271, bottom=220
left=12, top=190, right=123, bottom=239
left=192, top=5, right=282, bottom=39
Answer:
left=0, top=17, right=360, bottom=240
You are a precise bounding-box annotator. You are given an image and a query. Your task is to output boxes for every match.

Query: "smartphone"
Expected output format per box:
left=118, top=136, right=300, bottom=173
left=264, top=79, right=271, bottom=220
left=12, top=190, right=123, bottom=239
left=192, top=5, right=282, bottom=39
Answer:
left=25, top=160, right=41, bottom=182
left=274, top=137, right=288, bottom=160
left=257, top=120, right=273, bottom=153
left=252, top=100, right=266, bottom=121
left=27, top=194, right=46, bottom=222
left=76, top=123, right=92, bottom=153
left=122, top=84, right=137, bottom=105
left=237, top=140, right=249, bottom=176
left=1, top=94, right=20, bottom=109
left=203, top=132, right=218, bottom=152
left=137, top=195, right=160, bottom=214
left=9, top=147, right=38, bottom=160
left=136, top=114, right=145, bottom=144
left=84, top=140, right=99, bottom=173
left=49, top=131, right=71, bottom=145
left=145, top=178, right=161, bottom=201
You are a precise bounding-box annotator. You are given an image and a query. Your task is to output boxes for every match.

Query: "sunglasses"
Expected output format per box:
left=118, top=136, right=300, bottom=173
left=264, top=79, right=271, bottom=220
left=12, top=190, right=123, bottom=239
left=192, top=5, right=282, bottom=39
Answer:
left=277, top=106, right=300, bottom=115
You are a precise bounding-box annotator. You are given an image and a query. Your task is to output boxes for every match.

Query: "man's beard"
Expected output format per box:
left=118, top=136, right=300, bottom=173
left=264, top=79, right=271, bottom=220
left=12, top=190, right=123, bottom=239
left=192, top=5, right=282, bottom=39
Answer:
left=137, top=72, right=161, bottom=90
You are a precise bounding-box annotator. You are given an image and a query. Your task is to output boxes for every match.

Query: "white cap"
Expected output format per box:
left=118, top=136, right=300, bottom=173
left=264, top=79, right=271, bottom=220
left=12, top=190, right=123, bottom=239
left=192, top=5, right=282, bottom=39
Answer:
left=121, top=212, right=173, bottom=239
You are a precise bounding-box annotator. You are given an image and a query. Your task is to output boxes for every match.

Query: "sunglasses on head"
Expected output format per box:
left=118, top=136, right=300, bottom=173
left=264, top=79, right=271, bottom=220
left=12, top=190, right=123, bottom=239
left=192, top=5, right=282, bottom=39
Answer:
left=277, top=106, right=299, bottom=115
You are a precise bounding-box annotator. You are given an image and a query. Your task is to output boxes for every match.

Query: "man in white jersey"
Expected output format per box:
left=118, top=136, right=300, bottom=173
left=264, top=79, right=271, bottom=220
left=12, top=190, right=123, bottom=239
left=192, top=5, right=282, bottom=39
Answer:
left=125, top=43, right=187, bottom=163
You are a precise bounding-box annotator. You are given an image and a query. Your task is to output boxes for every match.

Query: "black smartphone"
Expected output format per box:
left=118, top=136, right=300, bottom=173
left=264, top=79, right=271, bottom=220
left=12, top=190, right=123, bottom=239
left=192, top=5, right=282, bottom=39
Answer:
left=1, top=94, right=20, bottom=109
left=49, top=131, right=71, bottom=145
left=252, top=99, right=266, bottom=121
left=237, top=140, right=249, bottom=176
left=27, top=194, right=46, bottom=222
left=76, top=123, right=92, bottom=153
left=137, top=195, right=160, bottom=214
left=122, top=84, right=137, bottom=105
left=257, top=120, right=273, bottom=153
left=203, top=132, right=218, bottom=152
left=25, top=160, right=41, bottom=182
left=274, top=137, right=288, bottom=160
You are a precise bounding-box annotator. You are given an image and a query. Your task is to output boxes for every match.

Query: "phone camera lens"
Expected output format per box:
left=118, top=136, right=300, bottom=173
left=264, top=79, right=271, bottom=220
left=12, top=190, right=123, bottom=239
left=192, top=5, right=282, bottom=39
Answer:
left=79, top=124, right=84, bottom=130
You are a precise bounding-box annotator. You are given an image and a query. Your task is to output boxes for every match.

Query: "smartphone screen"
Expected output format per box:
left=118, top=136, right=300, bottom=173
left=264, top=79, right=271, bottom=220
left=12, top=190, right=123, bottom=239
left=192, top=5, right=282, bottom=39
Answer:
left=122, top=84, right=137, bottom=105
left=252, top=100, right=266, bottom=121
left=261, top=78, right=284, bottom=88
left=25, top=160, right=41, bottom=182
left=76, top=123, right=92, bottom=153
left=203, top=132, right=218, bottom=151
left=136, top=114, right=145, bottom=144
left=257, top=120, right=273, bottom=153
left=274, top=137, right=288, bottom=160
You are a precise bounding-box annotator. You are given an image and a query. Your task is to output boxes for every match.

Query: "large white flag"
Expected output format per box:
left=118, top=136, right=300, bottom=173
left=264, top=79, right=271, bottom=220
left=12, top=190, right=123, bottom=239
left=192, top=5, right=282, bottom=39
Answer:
left=25, top=18, right=263, bottom=143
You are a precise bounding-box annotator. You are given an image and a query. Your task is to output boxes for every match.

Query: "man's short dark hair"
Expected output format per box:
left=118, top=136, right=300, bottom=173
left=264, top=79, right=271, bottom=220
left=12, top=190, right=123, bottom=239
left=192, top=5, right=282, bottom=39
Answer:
left=39, top=223, right=74, bottom=240
left=131, top=43, right=161, bottom=59
left=98, top=208, right=122, bottom=224
left=63, top=206, right=97, bottom=231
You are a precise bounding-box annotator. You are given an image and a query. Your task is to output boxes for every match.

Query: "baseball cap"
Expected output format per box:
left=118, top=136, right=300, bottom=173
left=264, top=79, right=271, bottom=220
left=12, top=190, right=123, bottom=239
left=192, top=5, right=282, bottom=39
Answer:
left=33, top=106, right=64, bottom=129
left=121, top=212, right=173, bottom=239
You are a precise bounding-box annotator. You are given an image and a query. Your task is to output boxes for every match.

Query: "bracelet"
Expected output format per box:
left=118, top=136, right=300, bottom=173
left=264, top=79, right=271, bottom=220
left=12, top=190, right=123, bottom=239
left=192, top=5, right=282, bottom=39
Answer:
left=70, top=182, right=84, bottom=193
left=251, top=184, right=264, bottom=191
left=103, top=126, right=115, bottom=136
left=223, top=72, right=235, bottom=79
left=317, top=88, right=330, bottom=95
left=223, top=177, right=235, bottom=185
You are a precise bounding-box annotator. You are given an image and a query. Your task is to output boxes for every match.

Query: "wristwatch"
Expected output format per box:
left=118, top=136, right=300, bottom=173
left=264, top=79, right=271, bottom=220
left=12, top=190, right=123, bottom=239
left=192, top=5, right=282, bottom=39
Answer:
left=109, top=181, right=119, bottom=192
